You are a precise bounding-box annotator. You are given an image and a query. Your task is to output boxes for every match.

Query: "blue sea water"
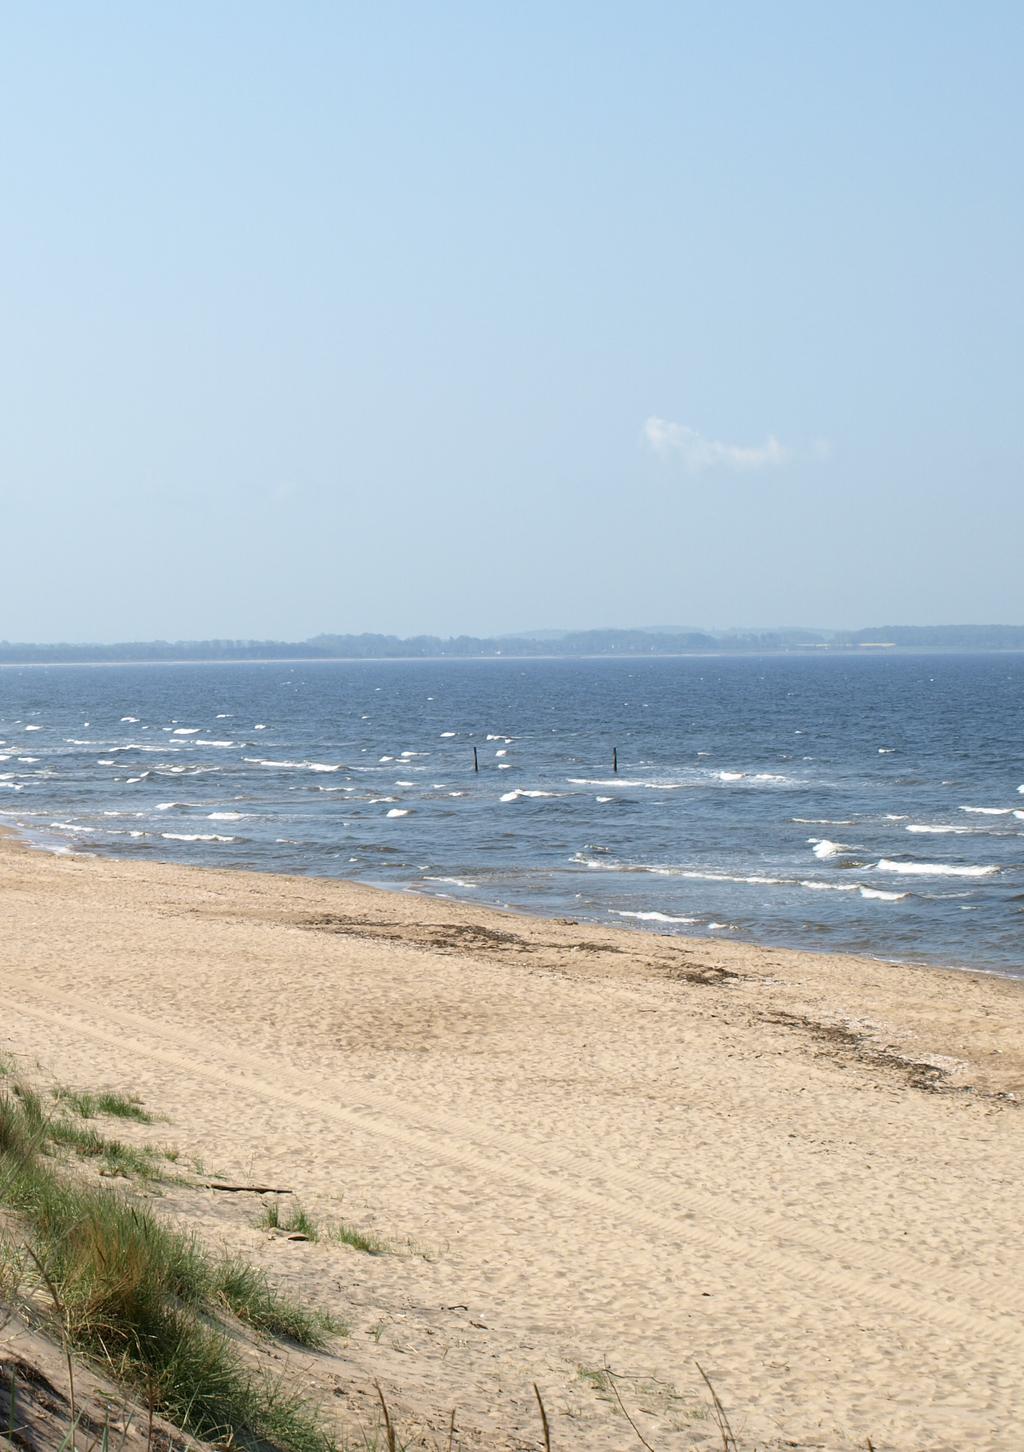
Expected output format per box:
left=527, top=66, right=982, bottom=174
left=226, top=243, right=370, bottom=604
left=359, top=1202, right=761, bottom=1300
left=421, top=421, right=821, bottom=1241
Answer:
left=1, top=654, right=1022, bottom=976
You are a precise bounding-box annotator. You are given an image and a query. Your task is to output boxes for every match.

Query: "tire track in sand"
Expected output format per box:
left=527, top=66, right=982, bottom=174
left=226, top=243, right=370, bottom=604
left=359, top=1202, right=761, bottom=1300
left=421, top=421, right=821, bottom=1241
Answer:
left=9, top=984, right=1023, bottom=1353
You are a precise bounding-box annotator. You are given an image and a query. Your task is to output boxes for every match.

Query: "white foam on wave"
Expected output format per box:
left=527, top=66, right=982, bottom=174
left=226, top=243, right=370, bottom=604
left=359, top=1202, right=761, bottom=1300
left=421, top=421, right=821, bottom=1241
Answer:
left=208, top=812, right=246, bottom=821
left=424, top=876, right=477, bottom=889
left=50, top=822, right=96, bottom=834
left=195, top=739, right=235, bottom=747
left=792, top=818, right=855, bottom=826
left=960, top=806, right=1012, bottom=815
left=567, top=778, right=683, bottom=790
left=576, top=853, right=913, bottom=899
left=161, top=832, right=236, bottom=842
left=120, top=716, right=139, bottom=723
left=385, top=808, right=410, bottom=818
left=611, top=910, right=699, bottom=924
left=875, top=859, right=997, bottom=878
left=439, top=731, right=457, bottom=738
left=717, top=771, right=745, bottom=781
left=97, top=759, right=115, bottom=766
left=244, top=758, right=341, bottom=773
left=24, top=725, right=42, bottom=732
left=906, top=824, right=975, bottom=834
left=171, top=728, right=201, bottom=735
left=394, top=780, right=415, bottom=787
left=486, top=734, right=512, bottom=743
left=596, top=795, right=614, bottom=803
left=809, top=838, right=847, bottom=859
left=499, top=789, right=556, bottom=803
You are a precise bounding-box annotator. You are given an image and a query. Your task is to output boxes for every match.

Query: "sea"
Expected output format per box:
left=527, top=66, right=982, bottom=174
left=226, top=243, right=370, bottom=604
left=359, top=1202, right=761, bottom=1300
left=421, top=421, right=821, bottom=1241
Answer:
left=1, top=653, right=1022, bottom=977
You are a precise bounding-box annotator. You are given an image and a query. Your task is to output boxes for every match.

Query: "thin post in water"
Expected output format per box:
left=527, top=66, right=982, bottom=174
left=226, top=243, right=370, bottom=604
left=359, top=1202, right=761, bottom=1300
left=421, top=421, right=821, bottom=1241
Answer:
left=473, top=746, right=479, bottom=773
left=612, top=746, right=618, bottom=773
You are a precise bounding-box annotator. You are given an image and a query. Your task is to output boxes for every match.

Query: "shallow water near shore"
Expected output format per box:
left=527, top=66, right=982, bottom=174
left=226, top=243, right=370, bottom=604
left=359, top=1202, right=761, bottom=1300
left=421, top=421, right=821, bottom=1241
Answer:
left=1, top=652, right=1022, bottom=974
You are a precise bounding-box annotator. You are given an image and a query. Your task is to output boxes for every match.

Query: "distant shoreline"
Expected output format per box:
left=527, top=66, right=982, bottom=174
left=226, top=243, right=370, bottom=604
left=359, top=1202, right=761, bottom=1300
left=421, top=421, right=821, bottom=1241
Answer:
left=5, top=646, right=1024, bottom=668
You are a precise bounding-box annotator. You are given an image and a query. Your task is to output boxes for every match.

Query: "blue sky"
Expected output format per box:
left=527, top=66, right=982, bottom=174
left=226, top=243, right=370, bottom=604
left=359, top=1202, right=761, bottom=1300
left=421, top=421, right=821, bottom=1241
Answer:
left=1, top=2, right=1021, bottom=640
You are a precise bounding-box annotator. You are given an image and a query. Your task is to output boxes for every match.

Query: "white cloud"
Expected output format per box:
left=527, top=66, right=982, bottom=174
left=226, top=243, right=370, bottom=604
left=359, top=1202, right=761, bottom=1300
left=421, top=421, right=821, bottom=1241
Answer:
left=642, top=417, right=792, bottom=473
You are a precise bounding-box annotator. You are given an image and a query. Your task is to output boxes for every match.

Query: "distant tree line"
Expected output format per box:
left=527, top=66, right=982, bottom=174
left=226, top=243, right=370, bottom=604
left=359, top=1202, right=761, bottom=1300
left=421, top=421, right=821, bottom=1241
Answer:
left=2, top=624, right=1024, bottom=664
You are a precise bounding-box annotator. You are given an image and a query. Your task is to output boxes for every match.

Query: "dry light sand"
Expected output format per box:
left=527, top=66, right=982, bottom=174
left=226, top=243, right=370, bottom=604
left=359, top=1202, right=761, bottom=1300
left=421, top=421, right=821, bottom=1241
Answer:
left=2, top=832, right=1023, bottom=1451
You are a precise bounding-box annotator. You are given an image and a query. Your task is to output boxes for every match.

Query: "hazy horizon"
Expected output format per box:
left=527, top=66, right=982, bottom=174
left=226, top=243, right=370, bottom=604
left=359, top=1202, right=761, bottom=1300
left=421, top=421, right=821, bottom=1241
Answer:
left=2, top=3, right=1021, bottom=641
left=4, top=620, right=1024, bottom=649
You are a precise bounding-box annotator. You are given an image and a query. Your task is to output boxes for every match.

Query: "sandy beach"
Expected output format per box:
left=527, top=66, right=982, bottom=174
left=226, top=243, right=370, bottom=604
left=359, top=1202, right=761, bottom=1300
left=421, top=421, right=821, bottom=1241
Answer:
left=2, top=830, right=1023, bottom=1451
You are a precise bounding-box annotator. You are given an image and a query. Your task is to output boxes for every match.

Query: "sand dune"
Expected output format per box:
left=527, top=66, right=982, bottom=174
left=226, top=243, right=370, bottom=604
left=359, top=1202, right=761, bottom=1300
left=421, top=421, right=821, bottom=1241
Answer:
left=2, top=832, right=1022, bottom=1450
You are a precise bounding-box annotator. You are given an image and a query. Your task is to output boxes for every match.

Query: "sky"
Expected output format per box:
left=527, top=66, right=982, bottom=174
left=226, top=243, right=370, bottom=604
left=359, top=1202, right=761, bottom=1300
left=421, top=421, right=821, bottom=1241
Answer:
left=1, top=1, right=1021, bottom=642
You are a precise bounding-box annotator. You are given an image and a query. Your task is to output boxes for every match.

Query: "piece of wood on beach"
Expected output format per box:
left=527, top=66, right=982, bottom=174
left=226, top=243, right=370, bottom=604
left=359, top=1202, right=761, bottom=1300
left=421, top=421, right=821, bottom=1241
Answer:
left=202, top=1181, right=294, bottom=1194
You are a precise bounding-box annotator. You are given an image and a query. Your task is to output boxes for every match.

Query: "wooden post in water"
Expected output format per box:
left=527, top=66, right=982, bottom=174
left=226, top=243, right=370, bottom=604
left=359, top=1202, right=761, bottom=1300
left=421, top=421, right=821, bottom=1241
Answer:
left=612, top=746, right=618, bottom=773
left=473, top=746, right=479, bottom=773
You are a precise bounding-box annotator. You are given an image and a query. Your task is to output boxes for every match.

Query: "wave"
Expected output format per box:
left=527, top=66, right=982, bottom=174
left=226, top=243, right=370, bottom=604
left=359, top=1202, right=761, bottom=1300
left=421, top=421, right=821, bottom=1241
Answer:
left=875, top=859, right=998, bottom=878
left=860, top=887, right=907, bottom=901
left=171, top=728, right=202, bottom=735
left=208, top=812, right=246, bottom=820
left=500, top=789, right=557, bottom=802
left=610, top=910, right=699, bottom=924
left=385, top=808, right=410, bottom=818
left=567, top=777, right=684, bottom=790
left=243, top=758, right=343, bottom=772
left=792, top=818, right=855, bottom=826
left=194, top=739, right=236, bottom=747
left=161, top=832, right=236, bottom=842
left=905, top=824, right=976, bottom=834
left=808, top=838, right=848, bottom=858
left=424, top=876, right=477, bottom=889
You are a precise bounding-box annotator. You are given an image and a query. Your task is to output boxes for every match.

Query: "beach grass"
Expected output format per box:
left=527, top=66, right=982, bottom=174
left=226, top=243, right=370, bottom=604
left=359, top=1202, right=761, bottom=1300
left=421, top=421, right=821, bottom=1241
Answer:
left=52, top=1086, right=155, bottom=1123
left=258, top=1199, right=391, bottom=1255
left=0, top=1078, right=339, bottom=1452
left=258, top=1199, right=321, bottom=1241
left=331, top=1222, right=391, bottom=1256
